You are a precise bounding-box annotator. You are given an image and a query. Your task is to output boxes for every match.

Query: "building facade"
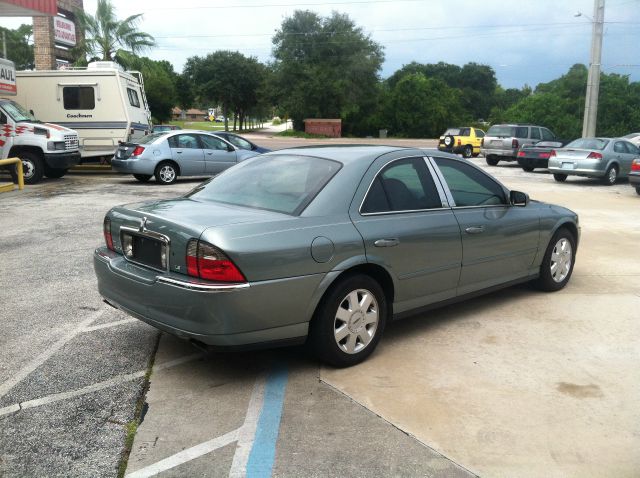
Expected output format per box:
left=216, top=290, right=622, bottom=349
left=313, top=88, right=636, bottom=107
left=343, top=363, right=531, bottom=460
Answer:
left=33, top=0, right=83, bottom=70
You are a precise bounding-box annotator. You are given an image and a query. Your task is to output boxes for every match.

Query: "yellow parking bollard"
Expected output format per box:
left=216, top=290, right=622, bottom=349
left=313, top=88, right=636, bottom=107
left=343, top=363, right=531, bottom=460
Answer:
left=0, top=157, right=24, bottom=192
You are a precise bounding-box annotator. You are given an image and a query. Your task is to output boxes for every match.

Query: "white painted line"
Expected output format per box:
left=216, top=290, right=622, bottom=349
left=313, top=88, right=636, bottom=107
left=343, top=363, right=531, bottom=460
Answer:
left=125, top=429, right=240, bottom=478
left=82, top=318, right=137, bottom=332
left=0, top=309, right=106, bottom=399
left=0, top=353, right=203, bottom=417
left=229, top=373, right=268, bottom=478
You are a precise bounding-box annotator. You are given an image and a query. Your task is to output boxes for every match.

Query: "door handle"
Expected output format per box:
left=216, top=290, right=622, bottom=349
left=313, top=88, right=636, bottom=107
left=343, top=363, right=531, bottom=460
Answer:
left=465, top=226, right=484, bottom=234
left=374, top=238, right=399, bottom=247
left=176, top=150, right=183, bottom=154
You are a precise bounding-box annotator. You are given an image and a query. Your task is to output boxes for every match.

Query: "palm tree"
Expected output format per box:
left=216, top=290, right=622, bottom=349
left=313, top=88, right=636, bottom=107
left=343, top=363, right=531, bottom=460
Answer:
left=75, top=0, right=155, bottom=65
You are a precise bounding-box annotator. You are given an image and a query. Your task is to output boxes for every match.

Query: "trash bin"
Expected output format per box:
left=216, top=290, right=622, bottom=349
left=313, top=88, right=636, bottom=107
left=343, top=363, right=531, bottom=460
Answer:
left=379, top=129, right=388, bottom=139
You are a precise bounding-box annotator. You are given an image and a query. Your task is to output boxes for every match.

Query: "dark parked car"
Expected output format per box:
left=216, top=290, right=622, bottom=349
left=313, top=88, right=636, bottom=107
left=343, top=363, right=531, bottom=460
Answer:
left=517, top=140, right=569, bottom=171
left=629, top=158, right=640, bottom=195
left=95, top=146, right=579, bottom=367
left=212, top=132, right=271, bottom=153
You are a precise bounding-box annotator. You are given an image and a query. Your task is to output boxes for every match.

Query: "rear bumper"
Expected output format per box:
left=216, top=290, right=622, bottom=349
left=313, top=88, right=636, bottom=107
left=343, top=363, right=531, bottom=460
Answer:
left=629, top=172, right=640, bottom=187
left=93, top=247, right=316, bottom=347
left=111, top=158, right=156, bottom=175
left=480, top=148, right=517, bottom=160
left=44, top=151, right=81, bottom=169
left=517, top=157, right=548, bottom=169
left=548, top=158, right=607, bottom=177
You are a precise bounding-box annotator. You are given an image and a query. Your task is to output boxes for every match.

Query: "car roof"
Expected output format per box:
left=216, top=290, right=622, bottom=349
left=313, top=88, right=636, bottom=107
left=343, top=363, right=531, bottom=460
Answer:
left=261, top=145, right=459, bottom=164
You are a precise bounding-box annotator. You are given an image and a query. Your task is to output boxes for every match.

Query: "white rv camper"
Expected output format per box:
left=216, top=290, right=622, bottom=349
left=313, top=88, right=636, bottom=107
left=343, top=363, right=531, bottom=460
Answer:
left=15, top=62, right=152, bottom=160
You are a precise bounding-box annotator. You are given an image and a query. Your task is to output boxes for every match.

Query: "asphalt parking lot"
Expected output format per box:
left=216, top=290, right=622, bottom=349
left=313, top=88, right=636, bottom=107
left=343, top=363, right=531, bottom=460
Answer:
left=1, top=136, right=639, bottom=477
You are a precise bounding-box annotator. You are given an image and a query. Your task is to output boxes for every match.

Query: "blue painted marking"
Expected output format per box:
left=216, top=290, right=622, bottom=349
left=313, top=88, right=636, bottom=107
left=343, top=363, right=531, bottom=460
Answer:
left=246, top=363, right=289, bottom=478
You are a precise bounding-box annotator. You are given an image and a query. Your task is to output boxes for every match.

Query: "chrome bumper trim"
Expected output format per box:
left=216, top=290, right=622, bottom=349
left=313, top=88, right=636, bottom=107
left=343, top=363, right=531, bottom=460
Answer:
left=155, top=276, right=250, bottom=292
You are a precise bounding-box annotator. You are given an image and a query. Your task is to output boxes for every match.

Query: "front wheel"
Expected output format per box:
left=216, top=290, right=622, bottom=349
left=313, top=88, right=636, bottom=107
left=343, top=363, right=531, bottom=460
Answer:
left=553, top=173, right=568, bottom=182
left=603, top=165, right=618, bottom=186
left=16, top=151, right=44, bottom=184
left=310, top=274, right=387, bottom=367
left=44, top=166, right=68, bottom=179
left=534, top=228, right=576, bottom=292
left=462, top=145, right=473, bottom=158
left=486, top=156, right=499, bottom=166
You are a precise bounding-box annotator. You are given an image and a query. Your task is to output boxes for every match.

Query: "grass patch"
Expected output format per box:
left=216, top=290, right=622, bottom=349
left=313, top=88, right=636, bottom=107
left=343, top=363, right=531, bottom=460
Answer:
left=276, top=130, right=329, bottom=139
left=170, top=120, right=226, bottom=131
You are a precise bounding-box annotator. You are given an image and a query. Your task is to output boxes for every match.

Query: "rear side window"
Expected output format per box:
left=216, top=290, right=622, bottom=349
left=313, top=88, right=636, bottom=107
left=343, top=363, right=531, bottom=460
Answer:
left=63, top=86, right=95, bottom=110
left=460, top=128, right=470, bottom=136
left=530, top=128, right=541, bottom=140
left=434, top=157, right=506, bottom=207
left=614, top=142, right=627, bottom=153
left=515, top=127, right=529, bottom=138
left=168, top=134, right=200, bottom=149
left=127, top=88, right=140, bottom=108
left=361, top=157, right=442, bottom=213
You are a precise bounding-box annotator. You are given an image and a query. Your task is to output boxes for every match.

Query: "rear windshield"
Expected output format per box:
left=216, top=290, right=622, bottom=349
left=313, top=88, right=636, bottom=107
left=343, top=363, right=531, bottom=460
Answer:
left=565, top=138, right=609, bottom=150
left=444, top=128, right=461, bottom=135
left=188, top=154, right=342, bottom=215
left=136, top=132, right=166, bottom=145
left=487, top=126, right=528, bottom=138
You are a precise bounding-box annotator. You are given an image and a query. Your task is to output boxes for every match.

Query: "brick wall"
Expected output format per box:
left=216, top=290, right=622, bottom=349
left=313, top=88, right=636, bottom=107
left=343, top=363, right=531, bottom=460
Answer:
left=33, top=0, right=84, bottom=70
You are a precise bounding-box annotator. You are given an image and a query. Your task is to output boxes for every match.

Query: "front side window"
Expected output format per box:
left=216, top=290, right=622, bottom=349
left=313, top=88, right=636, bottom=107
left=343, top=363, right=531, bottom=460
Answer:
left=168, top=134, right=200, bottom=149
left=225, top=135, right=252, bottom=150
left=2, top=100, right=36, bottom=122
left=541, top=128, right=555, bottom=140
left=63, top=86, right=95, bottom=110
left=434, top=157, right=506, bottom=207
left=361, top=157, right=442, bottom=213
left=127, top=88, right=140, bottom=108
left=188, top=154, right=342, bottom=215
left=199, top=134, right=228, bottom=150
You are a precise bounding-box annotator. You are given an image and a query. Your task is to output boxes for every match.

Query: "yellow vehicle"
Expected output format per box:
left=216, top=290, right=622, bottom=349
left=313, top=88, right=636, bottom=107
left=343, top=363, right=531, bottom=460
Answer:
left=438, top=127, right=485, bottom=158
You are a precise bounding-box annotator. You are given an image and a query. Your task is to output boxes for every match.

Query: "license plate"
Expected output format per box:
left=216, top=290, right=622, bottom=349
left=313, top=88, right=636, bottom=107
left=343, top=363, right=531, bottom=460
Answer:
left=561, top=162, right=573, bottom=170
left=122, top=232, right=166, bottom=270
left=492, top=140, right=502, bottom=145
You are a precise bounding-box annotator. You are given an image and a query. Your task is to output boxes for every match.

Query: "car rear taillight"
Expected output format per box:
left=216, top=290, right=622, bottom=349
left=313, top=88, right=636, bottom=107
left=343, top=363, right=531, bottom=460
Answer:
left=517, top=151, right=526, bottom=157
left=103, top=217, right=114, bottom=251
left=631, top=159, right=640, bottom=171
left=512, top=139, right=519, bottom=148
left=538, top=152, right=551, bottom=159
left=457, top=139, right=461, bottom=146
left=132, top=146, right=145, bottom=156
left=587, top=152, right=603, bottom=160
left=186, top=239, right=246, bottom=283
left=550, top=150, right=557, bottom=157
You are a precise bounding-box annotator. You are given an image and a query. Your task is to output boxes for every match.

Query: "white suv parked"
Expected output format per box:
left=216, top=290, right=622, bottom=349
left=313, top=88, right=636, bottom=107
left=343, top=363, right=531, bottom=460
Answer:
left=481, top=124, right=556, bottom=166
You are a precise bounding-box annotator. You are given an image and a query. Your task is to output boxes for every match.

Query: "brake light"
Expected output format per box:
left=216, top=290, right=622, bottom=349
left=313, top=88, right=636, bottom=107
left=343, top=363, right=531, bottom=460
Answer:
left=457, top=139, right=461, bottom=146
left=186, top=239, right=246, bottom=283
left=517, top=151, right=526, bottom=157
left=103, top=217, right=114, bottom=251
left=631, top=159, right=640, bottom=171
left=550, top=150, right=557, bottom=157
left=587, top=152, right=603, bottom=160
left=538, top=152, right=551, bottom=159
left=512, top=139, right=519, bottom=148
left=132, top=146, right=145, bottom=156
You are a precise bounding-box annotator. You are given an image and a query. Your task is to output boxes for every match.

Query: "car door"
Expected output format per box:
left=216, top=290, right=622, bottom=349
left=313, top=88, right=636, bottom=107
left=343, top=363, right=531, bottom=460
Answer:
left=199, top=134, right=238, bottom=174
left=473, top=128, right=484, bottom=150
left=168, top=134, right=205, bottom=176
left=431, top=156, right=540, bottom=295
left=350, top=155, right=462, bottom=313
left=615, top=141, right=636, bottom=176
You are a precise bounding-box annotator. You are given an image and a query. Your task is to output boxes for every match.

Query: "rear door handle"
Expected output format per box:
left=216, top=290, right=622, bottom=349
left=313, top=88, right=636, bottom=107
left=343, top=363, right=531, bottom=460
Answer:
left=374, top=238, right=399, bottom=247
left=465, top=226, right=484, bottom=234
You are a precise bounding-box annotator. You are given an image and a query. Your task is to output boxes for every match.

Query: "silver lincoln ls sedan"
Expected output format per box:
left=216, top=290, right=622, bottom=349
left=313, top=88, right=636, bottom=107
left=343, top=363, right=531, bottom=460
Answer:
left=94, top=146, right=579, bottom=367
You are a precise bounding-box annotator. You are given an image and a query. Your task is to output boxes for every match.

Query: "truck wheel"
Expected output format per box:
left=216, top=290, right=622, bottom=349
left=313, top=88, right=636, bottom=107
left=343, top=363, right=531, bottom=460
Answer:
left=44, top=166, right=68, bottom=179
left=486, top=155, right=499, bottom=166
left=16, top=151, right=44, bottom=184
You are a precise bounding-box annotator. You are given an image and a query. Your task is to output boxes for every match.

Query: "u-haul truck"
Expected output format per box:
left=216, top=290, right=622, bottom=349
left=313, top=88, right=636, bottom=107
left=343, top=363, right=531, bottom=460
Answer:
left=1, top=58, right=80, bottom=184
left=15, top=61, right=152, bottom=160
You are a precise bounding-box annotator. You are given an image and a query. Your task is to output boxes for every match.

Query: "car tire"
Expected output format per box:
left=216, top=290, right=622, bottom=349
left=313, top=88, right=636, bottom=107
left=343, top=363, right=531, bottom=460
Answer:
left=522, top=166, right=535, bottom=172
left=44, top=166, right=68, bottom=179
left=463, top=145, right=473, bottom=158
left=443, top=135, right=454, bottom=148
left=636, top=186, right=640, bottom=196
left=155, top=162, right=178, bottom=185
left=310, top=274, right=387, bottom=367
left=134, top=174, right=152, bottom=182
left=553, top=173, right=568, bottom=182
left=486, top=155, right=499, bottom=166
left=602, top=165, right=618, bottom=185
left=16, top=151, right=44, bottom=184
left=534, top=228, right=576, bottom=292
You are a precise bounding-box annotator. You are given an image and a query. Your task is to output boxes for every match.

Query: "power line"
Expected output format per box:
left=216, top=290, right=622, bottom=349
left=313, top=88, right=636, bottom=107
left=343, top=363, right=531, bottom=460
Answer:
left=122, top=0, right=428, bottom=12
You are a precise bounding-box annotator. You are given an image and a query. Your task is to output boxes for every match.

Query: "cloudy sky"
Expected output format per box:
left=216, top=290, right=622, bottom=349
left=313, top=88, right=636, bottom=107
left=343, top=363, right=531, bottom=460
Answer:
left=2, top=0, right=639, bottom=88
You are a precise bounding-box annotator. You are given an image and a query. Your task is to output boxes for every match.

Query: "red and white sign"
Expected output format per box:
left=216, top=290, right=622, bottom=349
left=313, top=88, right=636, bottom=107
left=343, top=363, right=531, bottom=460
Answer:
left=0, top=58, right=17, bottom=96
left=54, top=16, right=77, bottom=46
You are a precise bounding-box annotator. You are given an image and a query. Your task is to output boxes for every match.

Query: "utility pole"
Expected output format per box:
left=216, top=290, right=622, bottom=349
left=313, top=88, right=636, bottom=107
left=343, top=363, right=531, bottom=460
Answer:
left=582, top=0, right=605, bottom=138
left=2, top=31, right=6, bottom=59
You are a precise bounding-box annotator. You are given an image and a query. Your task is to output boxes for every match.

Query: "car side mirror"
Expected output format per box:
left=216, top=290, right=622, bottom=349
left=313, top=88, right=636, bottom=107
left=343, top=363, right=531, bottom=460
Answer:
left=510, top=190, right=529, bottom=207
left=227, top=144, right=235, bottom=152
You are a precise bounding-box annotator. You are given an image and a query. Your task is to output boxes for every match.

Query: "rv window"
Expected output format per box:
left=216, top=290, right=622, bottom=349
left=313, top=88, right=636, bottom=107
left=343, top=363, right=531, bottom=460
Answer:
left=127, top=88, right=141, bottom=108
left=63, top=87, right=95, bottom=110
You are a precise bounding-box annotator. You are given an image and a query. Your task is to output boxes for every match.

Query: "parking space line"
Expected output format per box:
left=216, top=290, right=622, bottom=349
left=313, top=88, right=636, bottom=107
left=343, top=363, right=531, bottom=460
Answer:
left=82, top=318, right=137, bottom=332
left=0, top=353, right=203, bottom=417
left=0, top=309, right=106, bottom=399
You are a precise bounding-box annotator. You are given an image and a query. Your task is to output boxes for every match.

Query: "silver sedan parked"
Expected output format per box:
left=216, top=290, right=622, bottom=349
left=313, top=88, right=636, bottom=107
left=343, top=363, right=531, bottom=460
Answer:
left=111, top=130, right=260, bottom=184
left=548, top=137, right=640, bottom=185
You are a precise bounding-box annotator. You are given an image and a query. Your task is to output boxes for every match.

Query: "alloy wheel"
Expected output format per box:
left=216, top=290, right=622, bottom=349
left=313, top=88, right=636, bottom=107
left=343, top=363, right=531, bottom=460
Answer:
left=333, top=289, right=379, bottom=354
left=159, top=165, right=176, bottom=183
left=550, top=238, right=572, bottom=283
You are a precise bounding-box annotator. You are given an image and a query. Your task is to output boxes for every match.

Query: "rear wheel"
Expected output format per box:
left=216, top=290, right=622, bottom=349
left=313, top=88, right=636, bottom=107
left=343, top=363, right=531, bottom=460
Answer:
left=636, top=186, right=640, bottom=196
left=462, top=145, right=473, bottom=158
left=134, top=174, right=152, bottom=182
left=522, top=166, right=535, bottom=172
left=310, top=274, right=387, bottom=367
left=44, top=166, right=68, bottom=179
left=486, top=155, right=499, bottom=166
left=155, top=161, right=178, bottom=185
left=553, top=173, right=568, bottom=182
left=534, top=228, right=576, bottom=292
left=16, top=151, right=44, bottom=184
left=602, top=165, right=618, bottom=185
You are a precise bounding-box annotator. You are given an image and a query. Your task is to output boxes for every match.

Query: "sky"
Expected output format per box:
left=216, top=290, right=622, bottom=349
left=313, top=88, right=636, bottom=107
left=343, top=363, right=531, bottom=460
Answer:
left=1, top=0, right=639, bottom=89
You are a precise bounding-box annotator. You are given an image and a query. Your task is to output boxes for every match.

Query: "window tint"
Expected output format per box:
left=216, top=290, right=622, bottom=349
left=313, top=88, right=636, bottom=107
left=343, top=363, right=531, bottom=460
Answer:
left=460, top=128, right=470, bottom=137
left=614, top=142, right=626, bottom=153
left=200, top=134, right=228, bottom=150
left=624, top=142, right=639, bottom=154
left=434, top=157, right=506, bottom=207
left=0, top=112, right=6, bottom=124
left=127, top=88, right=140, bottom=108
left=224, top=135, right=252, bottom=150
left=515, top=127, right=528, bottom=138
left=475, top=129, right=485, bottom=138
left=361, top=157, right=442, bottom=213
left=541, top=128, right=555, bottom=140
left=530, top=128, right=541, bottom=140
left=63, top=86, right=95, bottom=109
left=168, top=134, right=200, bottom=149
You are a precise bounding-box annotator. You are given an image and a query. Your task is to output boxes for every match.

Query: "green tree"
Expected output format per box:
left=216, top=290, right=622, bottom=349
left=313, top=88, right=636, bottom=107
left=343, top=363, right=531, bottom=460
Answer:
left=271, top=10, right=384, bottom=132
left=0, top=24, right=34, bottom=69
left=74, top=0, right=154, bottom=65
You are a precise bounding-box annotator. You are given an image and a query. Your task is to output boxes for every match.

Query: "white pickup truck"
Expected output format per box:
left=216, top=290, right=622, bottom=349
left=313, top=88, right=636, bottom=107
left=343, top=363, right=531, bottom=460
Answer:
left=1, top=58, right=80, bottom=184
